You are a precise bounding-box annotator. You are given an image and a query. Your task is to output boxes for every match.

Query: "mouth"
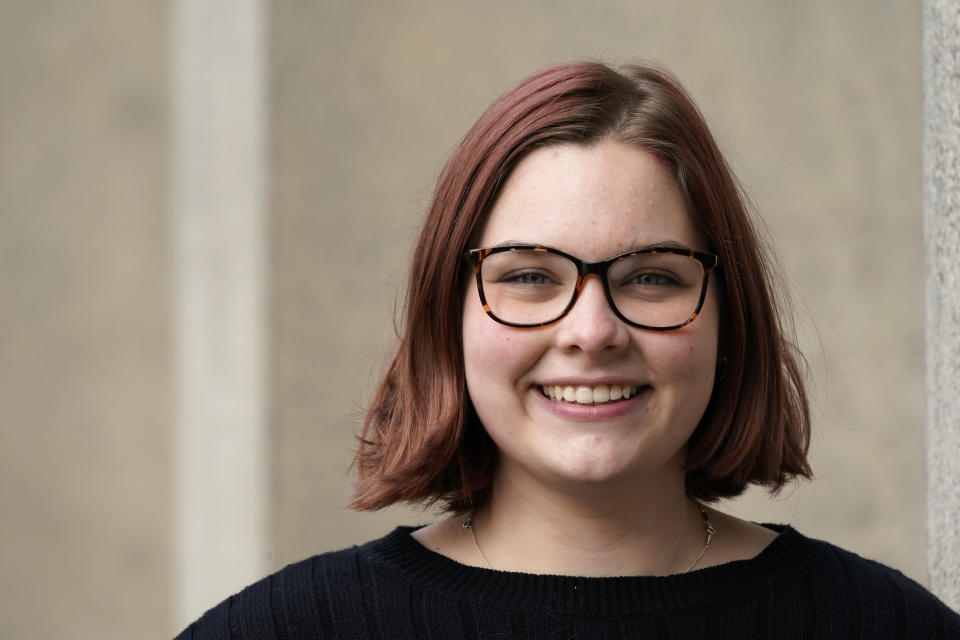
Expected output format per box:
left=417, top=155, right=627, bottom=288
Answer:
left=539, top=384, right=649, bottom=405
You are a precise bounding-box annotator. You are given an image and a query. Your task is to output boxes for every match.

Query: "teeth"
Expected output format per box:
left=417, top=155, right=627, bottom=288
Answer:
left=575, top=387, right=593, bottom=403
left=541, top=384, right=640, bottom=404
left=593, top=385, right=609, bottom=403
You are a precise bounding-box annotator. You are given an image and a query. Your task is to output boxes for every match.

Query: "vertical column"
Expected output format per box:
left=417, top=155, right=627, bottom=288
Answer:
left=924, top=0, right=960, bottom=611
left=172, top=0, right=266, bottom=626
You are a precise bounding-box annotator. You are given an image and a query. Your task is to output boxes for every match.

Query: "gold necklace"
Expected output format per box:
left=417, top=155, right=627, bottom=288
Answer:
left=462, top=505, right=715, bottom=573
left=461, top=515, right=492, bottom=568
left=683, top=504, right=716, bottom=572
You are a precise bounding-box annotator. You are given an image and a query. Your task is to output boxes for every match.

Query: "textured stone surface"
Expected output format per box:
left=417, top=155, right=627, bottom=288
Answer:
left=924, top=0, right=960, bottom=611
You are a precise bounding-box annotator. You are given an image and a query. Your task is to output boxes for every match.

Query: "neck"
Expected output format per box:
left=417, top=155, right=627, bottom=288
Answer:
left=470, top=466, right=706, bottom=576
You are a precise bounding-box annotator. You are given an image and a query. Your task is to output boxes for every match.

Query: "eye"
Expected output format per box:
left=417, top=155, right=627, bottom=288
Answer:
left=629, top=271, right=679, bottom=287
left=502, top=271, right=555, bottom=286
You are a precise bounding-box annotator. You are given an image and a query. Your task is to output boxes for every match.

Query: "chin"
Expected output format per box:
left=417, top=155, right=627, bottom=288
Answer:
left=545, top=445, right=649, bottom=487
left=548, top=436, right=688, bottom=488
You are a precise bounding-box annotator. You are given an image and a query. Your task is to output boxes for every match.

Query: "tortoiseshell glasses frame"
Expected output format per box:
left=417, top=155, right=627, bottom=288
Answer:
left=464, top=244, right=720, bottom=331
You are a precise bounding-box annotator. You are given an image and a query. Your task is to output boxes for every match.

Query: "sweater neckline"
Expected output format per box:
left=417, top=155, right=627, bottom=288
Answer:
left=364, top=524, right=822, bottom=615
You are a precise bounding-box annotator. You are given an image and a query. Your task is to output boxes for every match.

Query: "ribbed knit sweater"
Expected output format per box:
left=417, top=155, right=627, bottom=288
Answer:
left=176, top=525, right=960, bottom=639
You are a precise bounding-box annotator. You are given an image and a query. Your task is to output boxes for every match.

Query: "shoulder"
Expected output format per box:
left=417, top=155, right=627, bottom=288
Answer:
left=173, top=528, right=414, bottom=640
left=774, top=527, right=960, bottom=635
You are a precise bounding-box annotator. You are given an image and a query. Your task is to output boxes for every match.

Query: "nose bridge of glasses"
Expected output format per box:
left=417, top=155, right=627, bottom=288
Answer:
left=560, top=267, right=628, bottom=348
left=574, top=259, right=609, bottom=292
left=571, top=266, right=617, bottom=321
left=574, top=271, right=602, bottom=293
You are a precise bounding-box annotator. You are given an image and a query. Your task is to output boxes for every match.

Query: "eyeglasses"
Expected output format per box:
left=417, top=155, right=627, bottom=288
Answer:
left=465, top=244, right=719, bottom=331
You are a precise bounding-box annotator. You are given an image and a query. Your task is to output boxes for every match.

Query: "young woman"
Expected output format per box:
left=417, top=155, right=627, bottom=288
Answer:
left=177, top=61, right=960, bottom=639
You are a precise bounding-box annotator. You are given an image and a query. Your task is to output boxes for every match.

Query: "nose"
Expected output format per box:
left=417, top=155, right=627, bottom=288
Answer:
left=554, top=275, right=630, bottom=354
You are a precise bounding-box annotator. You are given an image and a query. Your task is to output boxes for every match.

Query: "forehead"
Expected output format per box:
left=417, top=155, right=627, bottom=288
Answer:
left=477, top=141, right=706, bottom=258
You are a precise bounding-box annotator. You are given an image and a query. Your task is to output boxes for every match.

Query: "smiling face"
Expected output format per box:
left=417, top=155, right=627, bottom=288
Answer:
left=461, top=140, right=720, bottom=493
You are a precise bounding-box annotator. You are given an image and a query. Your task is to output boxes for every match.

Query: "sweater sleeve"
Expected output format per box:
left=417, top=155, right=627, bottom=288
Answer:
left=173, top=555, right=332, bottom=640
left=173, top=573, right=280, bottom=640
left=821, top=544, right=960, bottom=638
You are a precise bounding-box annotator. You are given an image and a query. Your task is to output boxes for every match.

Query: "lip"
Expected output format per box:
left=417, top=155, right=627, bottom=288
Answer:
left=532, top=384, right=652, bottom=421
left=535, top=377, right=645, bottom=388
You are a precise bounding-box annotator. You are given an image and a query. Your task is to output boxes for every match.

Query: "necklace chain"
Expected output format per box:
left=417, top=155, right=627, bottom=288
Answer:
left=462, top=504, right=715, bottom=573
left=461, top=515, right=492, bottom=569
left=683, top=504, right=715, bottom=572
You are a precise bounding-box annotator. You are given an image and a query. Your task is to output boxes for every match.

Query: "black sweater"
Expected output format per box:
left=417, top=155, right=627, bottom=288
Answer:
left=176, top=525, right=960, bottom=639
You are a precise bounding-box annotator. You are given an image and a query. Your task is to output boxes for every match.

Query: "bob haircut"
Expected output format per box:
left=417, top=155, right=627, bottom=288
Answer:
left=352, top=60, right=812, bottom=511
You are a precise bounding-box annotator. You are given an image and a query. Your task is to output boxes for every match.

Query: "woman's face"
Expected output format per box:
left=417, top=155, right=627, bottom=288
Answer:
left=461, top=140, right=720, bottom=492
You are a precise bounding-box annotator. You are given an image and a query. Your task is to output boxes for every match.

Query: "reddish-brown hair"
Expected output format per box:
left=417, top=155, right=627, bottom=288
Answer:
left=351, top=61, right=811, bottom=511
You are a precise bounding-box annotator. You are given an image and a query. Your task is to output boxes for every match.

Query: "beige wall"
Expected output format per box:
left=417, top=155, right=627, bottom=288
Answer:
left=0, top=1, right=171, bottom=638
left=0, top=1, right=924, bottom=637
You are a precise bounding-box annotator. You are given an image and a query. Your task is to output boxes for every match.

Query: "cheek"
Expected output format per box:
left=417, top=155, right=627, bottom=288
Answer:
left=463, top=320, right=525, bottom=387
left=644, top=314, right=719, bottom=394
left=461, top=291, right=541, bottom=398
left=648, top=336, right=714, bottom=384
left=462, top=291, right=503, bottom=391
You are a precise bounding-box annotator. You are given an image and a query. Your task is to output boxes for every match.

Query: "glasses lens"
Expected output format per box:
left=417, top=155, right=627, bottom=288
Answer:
left=607, top=252, right=705, bottom=328
left=479, top=249, right=578, bottom=325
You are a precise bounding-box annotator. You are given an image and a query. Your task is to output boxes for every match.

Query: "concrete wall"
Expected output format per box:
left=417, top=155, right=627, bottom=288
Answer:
left=0, top=2, right=930, bottom=637
left=0, top=2, right=171, bottom=638
left=924, top=0, right=960, bottom=610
